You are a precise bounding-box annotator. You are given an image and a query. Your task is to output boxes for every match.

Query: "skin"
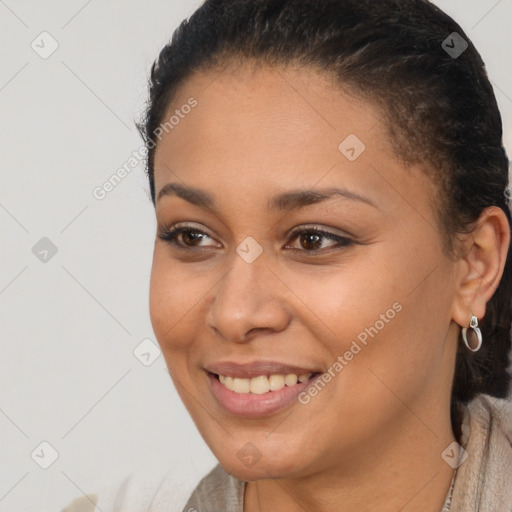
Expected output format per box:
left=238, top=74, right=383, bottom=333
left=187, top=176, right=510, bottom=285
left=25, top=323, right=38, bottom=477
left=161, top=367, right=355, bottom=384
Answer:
left=149, top=61, right=510, bottom=512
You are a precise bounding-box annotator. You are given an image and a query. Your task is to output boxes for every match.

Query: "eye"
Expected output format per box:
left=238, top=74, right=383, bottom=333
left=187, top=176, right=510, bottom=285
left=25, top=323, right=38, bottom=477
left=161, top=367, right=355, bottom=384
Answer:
left=157, top=223, right=355, bottom=253
left=285, top=225, right=354, bottom=252
left=157, top=223, right=220, bottom=250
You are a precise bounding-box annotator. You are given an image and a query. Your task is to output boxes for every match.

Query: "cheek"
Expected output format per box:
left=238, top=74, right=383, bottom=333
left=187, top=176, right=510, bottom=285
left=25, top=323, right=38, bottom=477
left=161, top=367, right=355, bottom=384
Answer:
left=279, top=252, right=404, bottom=357
left=149, top=253, right=203, bottom=355
left=309, top=241, right=450, bottom=393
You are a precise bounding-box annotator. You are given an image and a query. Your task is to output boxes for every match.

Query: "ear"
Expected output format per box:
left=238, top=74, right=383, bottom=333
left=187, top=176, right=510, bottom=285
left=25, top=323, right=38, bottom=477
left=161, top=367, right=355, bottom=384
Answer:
left=451, top=206, right=511, bottom=328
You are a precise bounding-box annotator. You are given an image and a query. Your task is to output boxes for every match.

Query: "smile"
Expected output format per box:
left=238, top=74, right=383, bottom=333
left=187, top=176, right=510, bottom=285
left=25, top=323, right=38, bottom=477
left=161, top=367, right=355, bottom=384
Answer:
left=206, top=370, right=322, bottom=418
left=217, top=372, right=313, bottom=394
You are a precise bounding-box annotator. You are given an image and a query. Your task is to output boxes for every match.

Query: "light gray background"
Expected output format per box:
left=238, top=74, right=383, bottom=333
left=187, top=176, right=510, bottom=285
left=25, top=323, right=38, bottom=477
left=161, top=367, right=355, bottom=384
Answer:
left=0, top=1, right=510, bottom=511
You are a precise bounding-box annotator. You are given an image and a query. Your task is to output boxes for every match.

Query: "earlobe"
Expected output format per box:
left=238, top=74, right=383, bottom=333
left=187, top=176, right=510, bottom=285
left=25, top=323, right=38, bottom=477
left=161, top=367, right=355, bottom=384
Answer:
left=450, top=206, right=511, bottom=330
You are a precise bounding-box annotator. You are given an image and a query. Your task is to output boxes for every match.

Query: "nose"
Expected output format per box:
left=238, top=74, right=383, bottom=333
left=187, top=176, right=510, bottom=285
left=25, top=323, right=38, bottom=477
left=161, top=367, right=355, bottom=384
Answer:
left=206, top=251, right=291, bottom=343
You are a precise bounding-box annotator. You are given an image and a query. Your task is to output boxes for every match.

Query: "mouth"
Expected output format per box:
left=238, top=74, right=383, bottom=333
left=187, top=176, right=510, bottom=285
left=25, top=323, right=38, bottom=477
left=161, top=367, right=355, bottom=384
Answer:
left=205, top=369, right=322, bottom=418
left=213, top=371, right=320, bottom=394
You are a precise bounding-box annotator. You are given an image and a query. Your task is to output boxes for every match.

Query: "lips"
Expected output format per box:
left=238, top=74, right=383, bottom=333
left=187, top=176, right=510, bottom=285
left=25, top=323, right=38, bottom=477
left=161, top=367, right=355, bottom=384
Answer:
left=205, top=360, right=321, bottom=379
left=204, top=360, right=323, bottom=417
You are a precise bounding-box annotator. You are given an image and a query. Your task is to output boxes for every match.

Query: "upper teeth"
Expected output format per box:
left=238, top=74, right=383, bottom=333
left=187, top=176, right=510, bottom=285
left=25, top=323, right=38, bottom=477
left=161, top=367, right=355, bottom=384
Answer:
left=218, top=373, right=312, bottom=394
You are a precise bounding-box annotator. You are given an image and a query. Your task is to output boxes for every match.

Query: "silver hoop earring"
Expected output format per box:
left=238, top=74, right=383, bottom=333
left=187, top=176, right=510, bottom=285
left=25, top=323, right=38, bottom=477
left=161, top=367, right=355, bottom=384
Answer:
left=462, top=314, right=482, bottom=352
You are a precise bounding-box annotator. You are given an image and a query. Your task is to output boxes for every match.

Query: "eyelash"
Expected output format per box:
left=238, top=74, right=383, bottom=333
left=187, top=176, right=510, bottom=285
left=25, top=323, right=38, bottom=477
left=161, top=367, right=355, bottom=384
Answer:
left=157, top=223, right=354, bottom=253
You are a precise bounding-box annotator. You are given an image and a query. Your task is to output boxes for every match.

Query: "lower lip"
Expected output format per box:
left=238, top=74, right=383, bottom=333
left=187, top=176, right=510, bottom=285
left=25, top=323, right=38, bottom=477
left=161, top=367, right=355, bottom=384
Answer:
left=206, top=372, right=319, bottom=418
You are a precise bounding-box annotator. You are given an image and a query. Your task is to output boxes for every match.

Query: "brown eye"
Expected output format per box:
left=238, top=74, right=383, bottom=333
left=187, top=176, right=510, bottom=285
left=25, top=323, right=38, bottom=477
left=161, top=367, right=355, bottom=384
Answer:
left=157, top=224, right=220, bottom=250
left=181, top=230, right=208, bottom=246
left=299, top=232, right=323, bottom=251
left=286, top=226, right=354, bottom=252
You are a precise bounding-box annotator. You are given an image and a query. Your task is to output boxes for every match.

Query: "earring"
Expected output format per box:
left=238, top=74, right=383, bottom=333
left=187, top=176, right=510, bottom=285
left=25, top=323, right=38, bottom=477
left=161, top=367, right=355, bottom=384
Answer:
left=462, top=314, right=482, bottom=352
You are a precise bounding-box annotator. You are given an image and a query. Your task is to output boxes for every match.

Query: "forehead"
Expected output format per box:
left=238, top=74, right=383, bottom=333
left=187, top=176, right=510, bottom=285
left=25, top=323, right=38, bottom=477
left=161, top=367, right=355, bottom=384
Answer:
left=152, top=62, right=435, bottom=217
left=155, top=61, right=381, bottom=157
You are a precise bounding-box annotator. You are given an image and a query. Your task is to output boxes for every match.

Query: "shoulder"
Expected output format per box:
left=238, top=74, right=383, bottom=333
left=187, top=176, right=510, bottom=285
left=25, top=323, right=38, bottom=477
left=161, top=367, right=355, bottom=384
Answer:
left=451, top=394, right=512, bottom=511
left=467, top=394, right=512, bottom=442
left=463, top=394, right=512, bottom=469
left=182, top=463, right=245, bottom=512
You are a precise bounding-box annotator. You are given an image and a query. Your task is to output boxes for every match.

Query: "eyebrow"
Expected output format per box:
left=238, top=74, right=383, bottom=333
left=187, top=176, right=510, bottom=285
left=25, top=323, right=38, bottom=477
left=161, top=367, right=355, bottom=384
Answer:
left=156, top=182, right=378, bottom=212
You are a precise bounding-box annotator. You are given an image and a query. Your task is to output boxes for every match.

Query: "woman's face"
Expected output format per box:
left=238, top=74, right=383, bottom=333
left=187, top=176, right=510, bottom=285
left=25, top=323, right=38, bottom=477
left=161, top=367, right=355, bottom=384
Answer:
left=149, top=62, right=460, bottom=480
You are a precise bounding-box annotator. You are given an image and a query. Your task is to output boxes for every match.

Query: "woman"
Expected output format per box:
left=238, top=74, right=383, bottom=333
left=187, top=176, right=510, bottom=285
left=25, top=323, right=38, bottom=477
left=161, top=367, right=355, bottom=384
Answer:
left=62, top=0, right=512, bottom=510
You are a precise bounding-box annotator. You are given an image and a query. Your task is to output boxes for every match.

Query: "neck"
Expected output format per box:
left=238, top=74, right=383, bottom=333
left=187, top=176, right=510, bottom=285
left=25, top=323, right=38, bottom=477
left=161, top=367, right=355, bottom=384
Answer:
left=243, top=412, right=457, bottom=512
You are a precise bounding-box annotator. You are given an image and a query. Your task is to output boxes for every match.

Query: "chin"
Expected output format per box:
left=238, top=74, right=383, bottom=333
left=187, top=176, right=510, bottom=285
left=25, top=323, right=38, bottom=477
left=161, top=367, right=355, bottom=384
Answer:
left=216, top=449, right=305, bottom=481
